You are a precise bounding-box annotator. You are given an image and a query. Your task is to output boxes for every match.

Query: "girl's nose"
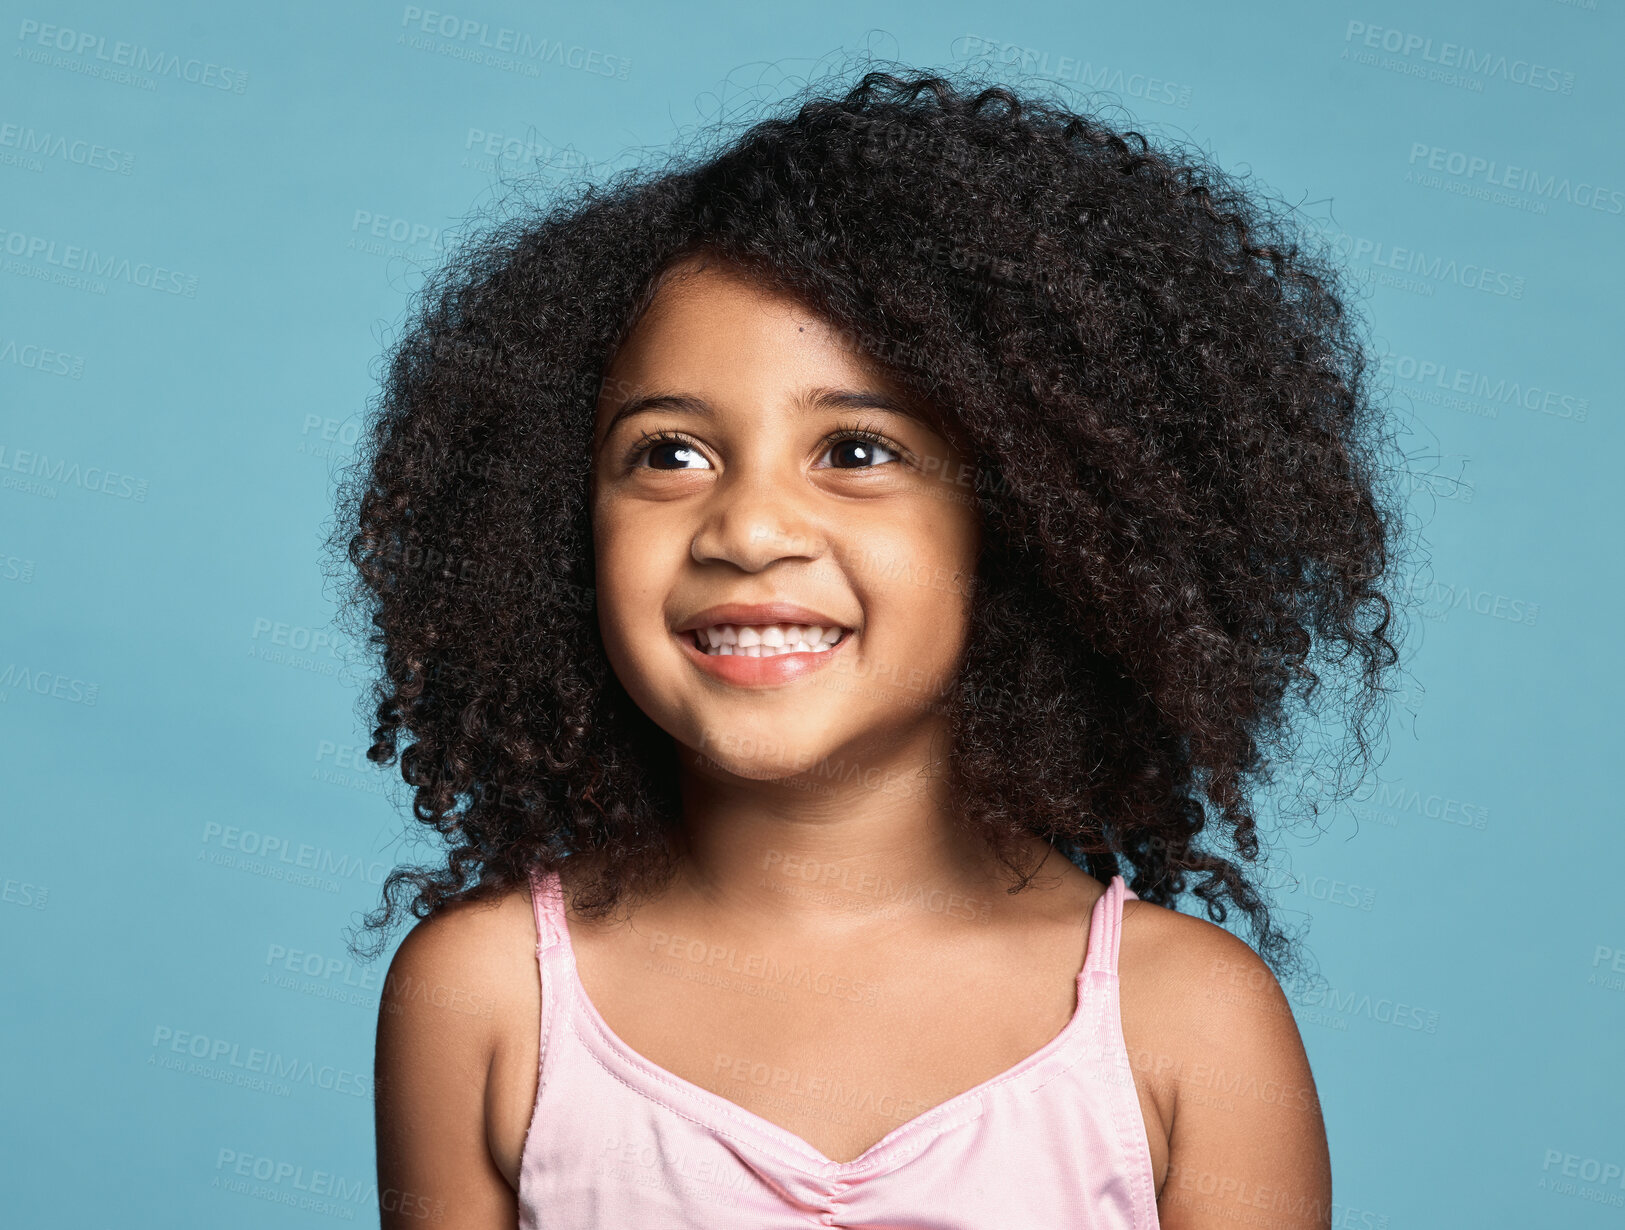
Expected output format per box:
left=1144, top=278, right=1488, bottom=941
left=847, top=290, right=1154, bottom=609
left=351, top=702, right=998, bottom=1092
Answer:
left=688, top=467, right=827, bottom=572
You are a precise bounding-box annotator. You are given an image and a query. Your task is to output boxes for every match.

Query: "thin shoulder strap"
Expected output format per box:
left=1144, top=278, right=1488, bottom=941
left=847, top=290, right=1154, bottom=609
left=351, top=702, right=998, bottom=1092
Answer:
left=1082, top=874, right=1137, bottom=975
left=526, top=866, right=569, bottom=1094
left=528, top=865, right=565, bottom=953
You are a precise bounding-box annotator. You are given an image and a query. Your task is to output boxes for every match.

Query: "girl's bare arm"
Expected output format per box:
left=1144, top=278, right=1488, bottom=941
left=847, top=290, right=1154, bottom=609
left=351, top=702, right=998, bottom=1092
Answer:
left=374, top=902, right=519, bottom=1229
left=1134, top=911, right=1333, bottom=1229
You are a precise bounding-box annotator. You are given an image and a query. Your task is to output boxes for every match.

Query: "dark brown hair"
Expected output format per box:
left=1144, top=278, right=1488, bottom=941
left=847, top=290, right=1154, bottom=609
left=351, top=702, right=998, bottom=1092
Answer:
left=330, top=65, right=1416, bottom=976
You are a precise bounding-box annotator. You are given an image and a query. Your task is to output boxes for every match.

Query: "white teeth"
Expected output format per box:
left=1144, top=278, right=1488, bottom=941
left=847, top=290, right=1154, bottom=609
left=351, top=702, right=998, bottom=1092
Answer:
left=684, top=622, right=848, bottom=657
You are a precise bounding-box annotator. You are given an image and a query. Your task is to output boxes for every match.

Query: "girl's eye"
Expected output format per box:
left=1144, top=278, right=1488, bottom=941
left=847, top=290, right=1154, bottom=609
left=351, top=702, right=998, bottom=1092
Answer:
left=625, top=427, right=905, bottom=471
left=629, top=433, right=712, bottom=470
left=820, top=431, right=901, bottom=469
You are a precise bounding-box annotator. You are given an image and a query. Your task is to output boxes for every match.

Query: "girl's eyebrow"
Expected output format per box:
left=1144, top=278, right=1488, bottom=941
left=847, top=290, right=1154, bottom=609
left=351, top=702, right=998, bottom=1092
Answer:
left=600, top=386, right=933, bottom=438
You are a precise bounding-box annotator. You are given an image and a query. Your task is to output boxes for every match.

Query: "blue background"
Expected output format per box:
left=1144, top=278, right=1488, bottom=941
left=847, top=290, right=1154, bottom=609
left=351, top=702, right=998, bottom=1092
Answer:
left=3, top=1, right=1621, bottom=1226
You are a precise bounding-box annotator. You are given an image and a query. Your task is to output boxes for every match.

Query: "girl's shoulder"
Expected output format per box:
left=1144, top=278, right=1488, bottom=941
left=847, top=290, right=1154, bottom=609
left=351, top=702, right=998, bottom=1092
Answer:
left=1118, top=889, right=1294, bottom=1032
left=1116, top=887, right=1316, bottom=1158
left=374, top=880, right=544, bottom=1202
left=380, top=880, right=542, bottom=1024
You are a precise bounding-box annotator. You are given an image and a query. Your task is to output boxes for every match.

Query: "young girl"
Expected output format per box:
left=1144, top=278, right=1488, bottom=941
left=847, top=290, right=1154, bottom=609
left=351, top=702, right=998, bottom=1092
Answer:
left=338, top=67, right=1405, bottom=1229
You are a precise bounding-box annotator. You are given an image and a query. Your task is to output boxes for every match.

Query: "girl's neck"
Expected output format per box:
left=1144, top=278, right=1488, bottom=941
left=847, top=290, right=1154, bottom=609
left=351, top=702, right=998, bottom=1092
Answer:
left=645, top=762, right=1061, bottom=940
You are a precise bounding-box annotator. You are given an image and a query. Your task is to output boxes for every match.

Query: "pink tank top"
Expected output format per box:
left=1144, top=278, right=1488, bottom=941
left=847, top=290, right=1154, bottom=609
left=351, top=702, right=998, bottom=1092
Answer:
left=517, top=866, right=1160, bottom=1228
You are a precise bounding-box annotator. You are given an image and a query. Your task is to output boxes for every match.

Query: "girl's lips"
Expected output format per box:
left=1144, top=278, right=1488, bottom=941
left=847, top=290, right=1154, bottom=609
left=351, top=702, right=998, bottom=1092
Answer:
left=673, top=628, right=851, bottom=687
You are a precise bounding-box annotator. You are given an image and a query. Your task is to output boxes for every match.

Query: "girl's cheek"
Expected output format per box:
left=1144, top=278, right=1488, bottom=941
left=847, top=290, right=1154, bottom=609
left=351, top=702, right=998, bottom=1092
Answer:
left=593, top=498, right=658, bottom=574
left=591, top=519, right=653, bottom=642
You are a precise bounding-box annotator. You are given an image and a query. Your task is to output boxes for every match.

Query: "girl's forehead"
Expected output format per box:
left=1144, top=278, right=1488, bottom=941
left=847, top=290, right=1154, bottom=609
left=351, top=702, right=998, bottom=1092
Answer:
left=598, top=256, right=955, bottom=444
left=604, top=270, right=892, bottom=394
left=634, top=262, right=819, bottom=337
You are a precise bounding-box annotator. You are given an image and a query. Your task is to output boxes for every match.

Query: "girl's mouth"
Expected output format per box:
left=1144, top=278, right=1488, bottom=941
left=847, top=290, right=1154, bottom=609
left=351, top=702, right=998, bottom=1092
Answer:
left=673, top=622, right=854, bottom=686
left=686, top=622, right=848, bottom=657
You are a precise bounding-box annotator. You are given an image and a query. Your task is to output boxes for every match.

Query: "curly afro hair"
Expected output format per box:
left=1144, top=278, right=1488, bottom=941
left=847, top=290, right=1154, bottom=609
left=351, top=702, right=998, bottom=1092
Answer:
left=330, top=65, right=1414, bottom=975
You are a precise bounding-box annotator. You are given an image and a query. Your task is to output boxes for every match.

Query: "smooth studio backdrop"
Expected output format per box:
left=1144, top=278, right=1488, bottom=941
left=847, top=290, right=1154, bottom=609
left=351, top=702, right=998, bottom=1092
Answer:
left=3, top=1, right=1621, bottom=1226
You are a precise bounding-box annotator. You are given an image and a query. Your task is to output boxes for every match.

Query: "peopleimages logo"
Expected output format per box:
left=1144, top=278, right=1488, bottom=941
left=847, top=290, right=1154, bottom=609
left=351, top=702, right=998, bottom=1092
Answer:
left=462, top=126, right=585, bottom=168
left=0, top=226, right=198, bottom=296
left=951, top=36, right=1193, bottom=108
left=1304, top=219, right=1525, bottom=299
left=0, top=442, right=150, bottom=500
left=213, top=1148, right=446, bottom=1221
left=0, top=337, right=85, bottom=378
left=1407, top=143, right=1623, bottom=216
left=0, top=663, right=99, bottom=705
left=1378, top=352, right=1590, bottom=423
left=149, top=1026, right=371, bottom=1097
left=15, top=19, right=250, bottom=93
left=0, top=122, right=134, bottom=174
left=1342, top=21, right=1576, bottom=93
left=397, top=6, right=631, bottom=79
left=349, top=209, right=449, bottom=254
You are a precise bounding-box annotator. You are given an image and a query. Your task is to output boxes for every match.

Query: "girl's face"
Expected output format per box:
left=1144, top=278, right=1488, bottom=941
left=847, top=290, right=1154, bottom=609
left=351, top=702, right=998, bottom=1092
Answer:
left=590, top=257, right=981, bottom=784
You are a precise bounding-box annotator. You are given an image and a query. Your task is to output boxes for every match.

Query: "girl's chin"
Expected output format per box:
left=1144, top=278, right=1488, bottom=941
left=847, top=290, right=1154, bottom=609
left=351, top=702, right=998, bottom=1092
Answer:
left=679, top=729, right=859, bottom=782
